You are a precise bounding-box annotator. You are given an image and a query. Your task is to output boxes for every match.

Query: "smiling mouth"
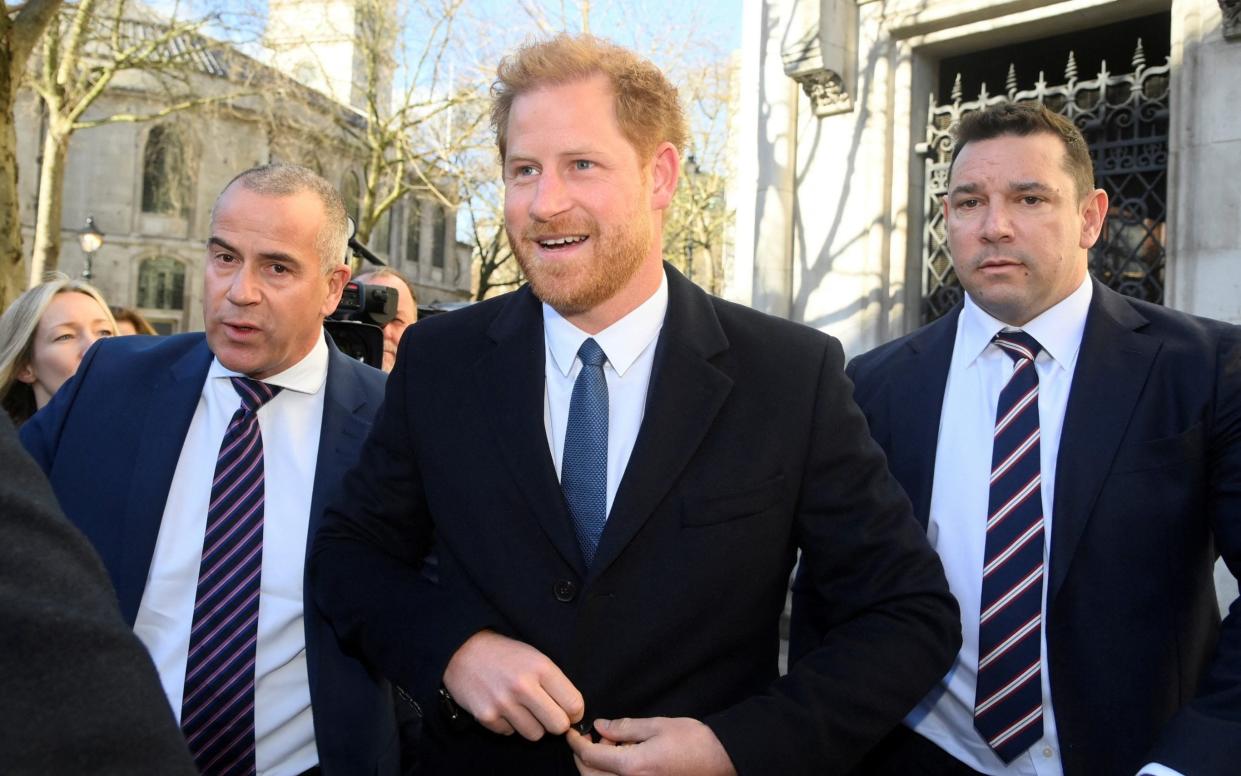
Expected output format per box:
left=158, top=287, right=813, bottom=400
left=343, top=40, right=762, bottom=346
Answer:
left=536, top=235, right=589, bottom=250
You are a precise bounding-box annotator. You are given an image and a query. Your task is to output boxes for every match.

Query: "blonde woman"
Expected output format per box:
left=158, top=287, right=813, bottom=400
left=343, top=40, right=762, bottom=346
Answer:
left=0, top=275, right=115, bottom=425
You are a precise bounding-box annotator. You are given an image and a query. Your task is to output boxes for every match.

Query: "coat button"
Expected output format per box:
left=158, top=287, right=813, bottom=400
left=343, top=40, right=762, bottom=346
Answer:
left=553, top=579, right=577, bottom=602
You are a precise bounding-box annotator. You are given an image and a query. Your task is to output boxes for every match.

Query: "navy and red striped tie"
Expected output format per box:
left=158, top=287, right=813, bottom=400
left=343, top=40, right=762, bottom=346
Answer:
left=181, top=377, right=281, bottom=775
left=974, top=331, right=1045, bottom=763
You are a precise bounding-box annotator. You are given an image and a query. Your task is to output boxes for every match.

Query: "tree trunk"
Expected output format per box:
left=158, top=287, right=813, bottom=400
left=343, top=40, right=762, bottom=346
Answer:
left=0, top=0, right=64, bottom=308
left=0, top=16, right=26, bottom=308
left=29, top=125, right=70, bottom=283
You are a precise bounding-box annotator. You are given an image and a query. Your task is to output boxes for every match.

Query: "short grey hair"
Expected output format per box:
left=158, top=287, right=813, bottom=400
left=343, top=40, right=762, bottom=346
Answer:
left=212, top=164, right=349, bottom=271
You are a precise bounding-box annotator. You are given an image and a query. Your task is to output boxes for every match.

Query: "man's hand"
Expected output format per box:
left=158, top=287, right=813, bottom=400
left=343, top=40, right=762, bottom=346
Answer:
left=566, top=717, right=737, bottom=776
left=442, top=630, right=584, bottom=740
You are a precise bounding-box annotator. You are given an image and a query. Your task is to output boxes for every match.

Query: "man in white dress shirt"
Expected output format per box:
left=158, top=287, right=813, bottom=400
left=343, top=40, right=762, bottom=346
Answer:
left=311, top=33, right=960, bottom=776
left=791, top=103, right=1241, bottom=776
left=22, top=164, right=395, bottom=775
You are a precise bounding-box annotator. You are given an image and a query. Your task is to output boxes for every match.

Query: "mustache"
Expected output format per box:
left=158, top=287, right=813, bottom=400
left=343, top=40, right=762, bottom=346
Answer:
left=522, top=218, right=595, bottom=241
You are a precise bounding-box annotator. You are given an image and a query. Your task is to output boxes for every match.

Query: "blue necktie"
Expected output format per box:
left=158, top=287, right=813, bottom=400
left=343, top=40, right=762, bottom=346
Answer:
left=975, top=331, right=1046, bottom=763
left=562, top=338, right=608, bottom=566
left=182, top=377, right=281, bottom=775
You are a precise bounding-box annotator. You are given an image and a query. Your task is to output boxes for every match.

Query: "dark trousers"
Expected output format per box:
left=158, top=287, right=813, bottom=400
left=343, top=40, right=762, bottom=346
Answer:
left=853, top=725, right=988, bottom=776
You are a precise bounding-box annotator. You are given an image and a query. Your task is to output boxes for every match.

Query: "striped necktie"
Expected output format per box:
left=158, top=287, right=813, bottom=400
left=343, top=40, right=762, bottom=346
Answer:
left=974, top=331, right=1046, bottom=763
left=181, top=376, right=281, bottom=775
left=561, top=338, right=609, bottom=566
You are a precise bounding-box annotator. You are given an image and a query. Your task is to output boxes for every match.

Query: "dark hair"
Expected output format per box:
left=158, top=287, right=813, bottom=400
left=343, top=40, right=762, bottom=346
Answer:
left=950, top=103, right=1095, bottom=200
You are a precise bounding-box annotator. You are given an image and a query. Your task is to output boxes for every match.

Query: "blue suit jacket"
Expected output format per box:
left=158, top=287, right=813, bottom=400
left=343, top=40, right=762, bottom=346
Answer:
left=21, top=332, right=397, bottom=776
left=791, top=281, right=1241, bottom=776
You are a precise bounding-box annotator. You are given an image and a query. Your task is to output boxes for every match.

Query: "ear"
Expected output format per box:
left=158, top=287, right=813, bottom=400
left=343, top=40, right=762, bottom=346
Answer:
left=648, top=141, right=681, bottom=211
left=1078, top=187, right=1109, bottom=249
left=941, top=195, right=950, bottom=223
left=15, top=361, right=36, bottom=386
left=320, top=263, right=352, bottom=318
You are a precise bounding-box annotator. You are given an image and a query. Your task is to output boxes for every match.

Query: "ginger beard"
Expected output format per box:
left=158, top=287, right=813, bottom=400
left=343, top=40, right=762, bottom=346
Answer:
left=510, top=205, right=652, bottom=316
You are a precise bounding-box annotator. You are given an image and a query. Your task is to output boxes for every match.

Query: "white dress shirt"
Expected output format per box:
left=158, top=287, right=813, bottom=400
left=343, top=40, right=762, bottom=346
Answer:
left=134, top=333, right=330, bottom=776
left=906, top=277, right=1093, bottom=775
left=543, top=271, right=668, bottom=517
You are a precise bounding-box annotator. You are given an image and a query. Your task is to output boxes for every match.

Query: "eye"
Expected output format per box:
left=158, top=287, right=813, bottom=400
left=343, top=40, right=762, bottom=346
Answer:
left=53, top=332, right=75, bottom=342
left=1022, top=195, right=1043, bottom=205
left=573, top=160, right=594, bottom=171
left=957, top=198, right=980, bottom=209
left=511, top=164, right=538, bottom=178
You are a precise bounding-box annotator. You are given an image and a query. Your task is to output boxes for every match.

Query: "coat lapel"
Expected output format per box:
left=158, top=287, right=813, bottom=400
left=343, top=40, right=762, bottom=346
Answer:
left=117, top=338, right=212, bottom=624
left=474, top=288, right=587, bottom=575
left=1049, top=281, right=1158, bottom=602
left=882, top=308, right=958, bottom=529
left=307, top=340, right=375, bottom=557
left=588, top=266, right=733, bottom=581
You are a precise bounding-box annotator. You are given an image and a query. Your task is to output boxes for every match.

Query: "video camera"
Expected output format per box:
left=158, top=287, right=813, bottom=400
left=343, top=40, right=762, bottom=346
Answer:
left=325, top=280, right=397, bottom=369
left=324, top=217, right=397, bottom=369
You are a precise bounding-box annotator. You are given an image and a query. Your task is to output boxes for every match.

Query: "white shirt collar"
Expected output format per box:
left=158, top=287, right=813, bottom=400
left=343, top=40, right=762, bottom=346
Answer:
left=207, top=329, right=330, bottom=395
left=543, top=270, right=669, bottom=378
left=959, top=275, right=1093, bottom=368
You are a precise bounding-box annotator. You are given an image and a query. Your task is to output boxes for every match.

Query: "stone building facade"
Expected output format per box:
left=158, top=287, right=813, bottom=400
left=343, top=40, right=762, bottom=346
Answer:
left=14, top=0, right=470, bottom=335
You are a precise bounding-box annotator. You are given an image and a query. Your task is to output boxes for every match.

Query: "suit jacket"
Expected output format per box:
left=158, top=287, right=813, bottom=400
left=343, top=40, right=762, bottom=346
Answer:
left=0, top=411, right=197, bottom=774
left=791, top=280, right=1241, bottom=775
left=20, top=332, right=398, bottom=776
left=311, top=264, right=962, bottom=775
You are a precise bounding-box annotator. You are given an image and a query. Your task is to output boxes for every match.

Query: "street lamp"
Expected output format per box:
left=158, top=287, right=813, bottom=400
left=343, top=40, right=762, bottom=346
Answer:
left=78, top=216, right=104, bottom=281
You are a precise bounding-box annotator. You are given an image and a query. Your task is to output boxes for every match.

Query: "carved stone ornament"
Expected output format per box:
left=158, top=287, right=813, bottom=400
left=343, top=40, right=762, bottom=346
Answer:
left=1222, top=0, right=1241, bottom=41
left=781, top=0, right=857, bottom=117
left=801, top=70, right=850, bottom=115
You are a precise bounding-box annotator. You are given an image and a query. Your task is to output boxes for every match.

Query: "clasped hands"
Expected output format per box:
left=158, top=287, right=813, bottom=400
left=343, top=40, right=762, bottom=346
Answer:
left=443, top=630, right=736, bottom=776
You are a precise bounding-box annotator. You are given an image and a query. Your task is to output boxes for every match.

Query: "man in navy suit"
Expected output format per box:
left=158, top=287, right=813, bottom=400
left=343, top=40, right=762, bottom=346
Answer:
left=311, top=35, right=960, bottom=776
left=792, top=104, right=1241, bottom=775
left=22, top=164, right=395, bottom=775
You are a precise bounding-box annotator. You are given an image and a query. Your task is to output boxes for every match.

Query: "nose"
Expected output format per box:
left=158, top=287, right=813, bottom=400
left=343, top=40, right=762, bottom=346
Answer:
left=226, top=264, right=261, bottom=305
left=980, top=201, right=1015, bottom=243
left=79, top=331, right=103, bottom=360
left=529, top=170, right=571, bottom=222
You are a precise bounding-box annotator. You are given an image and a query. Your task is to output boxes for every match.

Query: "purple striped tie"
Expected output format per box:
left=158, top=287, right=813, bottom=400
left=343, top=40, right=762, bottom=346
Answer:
left=181, top=377, right=281, bottom=775
left=975, top=331, right=1045, bottom=763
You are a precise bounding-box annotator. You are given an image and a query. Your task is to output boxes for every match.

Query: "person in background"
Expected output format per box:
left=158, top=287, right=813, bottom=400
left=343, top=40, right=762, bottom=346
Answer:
left=111, top=305, right=158, bottom=336
left=355, top=268, right=418, bottom=373
left=0, top=274, right=115, bottom=426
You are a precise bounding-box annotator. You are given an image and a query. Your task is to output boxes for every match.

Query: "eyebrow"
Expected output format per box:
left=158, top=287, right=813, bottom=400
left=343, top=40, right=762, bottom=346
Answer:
left=207, top=236, right=298, bottom=264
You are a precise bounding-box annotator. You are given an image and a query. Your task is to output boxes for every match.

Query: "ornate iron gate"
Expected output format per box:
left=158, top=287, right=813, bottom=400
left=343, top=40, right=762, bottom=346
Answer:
left=919, top=42, right=1171, bottom=323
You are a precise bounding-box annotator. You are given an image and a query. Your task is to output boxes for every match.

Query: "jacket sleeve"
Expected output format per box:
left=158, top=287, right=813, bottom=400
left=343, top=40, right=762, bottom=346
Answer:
left=705, top=336, right=961, bottom=775
left=1148, top=323, right=1241, bottom=775
left=310, top=337, right=507, bottom=709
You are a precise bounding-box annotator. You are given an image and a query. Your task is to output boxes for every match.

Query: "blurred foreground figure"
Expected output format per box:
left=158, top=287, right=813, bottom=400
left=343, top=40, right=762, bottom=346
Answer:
left=313, top=34, right=960, bottom=776
left=0, top=411, right=196, bottom=775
